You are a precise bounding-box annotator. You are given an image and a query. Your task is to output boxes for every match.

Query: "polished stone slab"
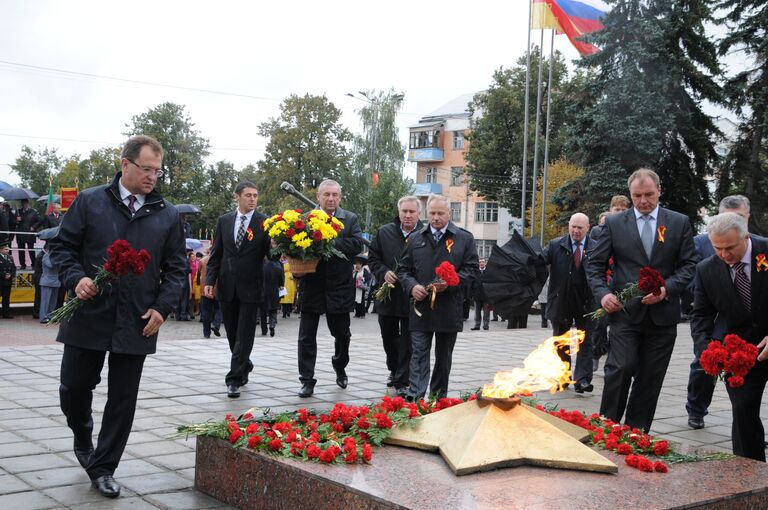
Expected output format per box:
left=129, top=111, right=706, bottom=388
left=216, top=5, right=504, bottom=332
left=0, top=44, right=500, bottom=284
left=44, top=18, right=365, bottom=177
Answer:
left=195, top=435, right=768, bottom=510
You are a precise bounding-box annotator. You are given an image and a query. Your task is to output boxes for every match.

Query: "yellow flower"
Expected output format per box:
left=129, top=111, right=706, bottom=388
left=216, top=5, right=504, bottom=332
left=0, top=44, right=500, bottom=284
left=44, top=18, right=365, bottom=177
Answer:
left=291, top=232, right=308, bottom=243
left=282, top=210, right=300, bottom=223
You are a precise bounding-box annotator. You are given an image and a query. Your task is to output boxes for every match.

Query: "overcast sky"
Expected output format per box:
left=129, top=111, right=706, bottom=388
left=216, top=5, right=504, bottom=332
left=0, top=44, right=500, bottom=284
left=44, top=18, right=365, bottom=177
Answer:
left=0, top=0, right=595, bottom=188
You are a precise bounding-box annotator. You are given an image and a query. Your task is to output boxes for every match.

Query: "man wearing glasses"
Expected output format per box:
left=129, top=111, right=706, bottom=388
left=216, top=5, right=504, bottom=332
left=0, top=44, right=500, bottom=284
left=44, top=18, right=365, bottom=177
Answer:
left=51, top=135, right=186, bottom=498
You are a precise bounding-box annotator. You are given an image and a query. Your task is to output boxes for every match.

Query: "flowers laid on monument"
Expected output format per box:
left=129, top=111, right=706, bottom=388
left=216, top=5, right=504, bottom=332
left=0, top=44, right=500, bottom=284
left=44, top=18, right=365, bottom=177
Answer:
left=586, top=266, right=666, bottom=320
left=178, top=394, right=475, bottom=465
left=263, top=209, right=345, bottom=261
left=413, top=261, right=460, bottom=317
left=700, top=334, right=759, bottom=388
left=48, top=239, right=151, bottom=325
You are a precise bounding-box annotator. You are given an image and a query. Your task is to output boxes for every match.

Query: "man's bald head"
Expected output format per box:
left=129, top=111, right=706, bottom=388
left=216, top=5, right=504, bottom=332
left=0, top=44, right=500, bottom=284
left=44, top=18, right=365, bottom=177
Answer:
left=569, top=213, right=590, bottom=243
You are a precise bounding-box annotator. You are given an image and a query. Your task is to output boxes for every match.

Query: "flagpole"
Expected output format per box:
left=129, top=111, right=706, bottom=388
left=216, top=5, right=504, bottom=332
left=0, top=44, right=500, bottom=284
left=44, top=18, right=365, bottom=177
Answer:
left=520, top=0, right=533, bottom=232
left=529, top=28, right=545, bottom=238
left=540, top=29, right=555, bottom=243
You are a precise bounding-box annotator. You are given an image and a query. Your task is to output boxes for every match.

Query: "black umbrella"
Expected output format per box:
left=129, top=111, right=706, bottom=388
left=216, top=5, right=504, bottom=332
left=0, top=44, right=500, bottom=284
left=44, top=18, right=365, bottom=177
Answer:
left=480, top=230, right=549, bottom=319
left=0, top=187, right=40, bottom=200
left=36, top=194, right=60, bottom=204
left=175, top=204, right=202, bottom=214
left=37, top=227, right=60, bottom=241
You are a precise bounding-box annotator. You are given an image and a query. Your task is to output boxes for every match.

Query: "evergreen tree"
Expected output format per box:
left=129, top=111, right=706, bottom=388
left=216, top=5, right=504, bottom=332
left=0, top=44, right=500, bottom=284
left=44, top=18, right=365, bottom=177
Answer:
left=564, top=0, right=723, bottom=224
left=717, top=0, right=768, bottom=233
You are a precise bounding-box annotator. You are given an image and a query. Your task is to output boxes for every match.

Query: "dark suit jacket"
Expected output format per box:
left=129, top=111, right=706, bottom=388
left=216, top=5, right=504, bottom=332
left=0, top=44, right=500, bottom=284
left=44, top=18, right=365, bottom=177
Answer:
left=206, top=210, right=271, bottom=303
left=690, top=235, right=768, bottom=346
left=397, top=222, right=479, bottom=332
left=298, top=207, right=364, bottom=314
left=543, top=234, right=593, bottom=321
left=586, top=207, right=697, bottom=326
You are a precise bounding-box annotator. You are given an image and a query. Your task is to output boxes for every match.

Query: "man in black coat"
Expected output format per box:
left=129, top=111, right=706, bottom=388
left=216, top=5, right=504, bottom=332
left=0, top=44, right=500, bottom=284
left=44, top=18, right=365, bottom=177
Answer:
left=50, top=135, right=186, bottom=498
left=368, top=196, right=423, bottom=396
left=296, top=179, right=364, bottom=397
left=0, top=243, right=15, bottom=318
left=204, top=181, right=271, bottom=399
left=0, top=198, right=10, bottom=247
left=260, top=255, right=284, bottom=337
left=16, top=198, right=42, bottom=269
left=397, top=195, right=479, bottom=400
left=586, top=168, right=697, bottom=432
left=46, top=203, right=63, bottom=228
left=691, top=212, right=768, bottom=461
left=544, top=212, right=595, bottom=393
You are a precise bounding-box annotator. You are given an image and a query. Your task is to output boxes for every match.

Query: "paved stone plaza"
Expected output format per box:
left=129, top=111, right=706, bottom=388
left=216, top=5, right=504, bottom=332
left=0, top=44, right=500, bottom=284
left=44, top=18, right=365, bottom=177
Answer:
left=0, top=311, right=765, bottom=509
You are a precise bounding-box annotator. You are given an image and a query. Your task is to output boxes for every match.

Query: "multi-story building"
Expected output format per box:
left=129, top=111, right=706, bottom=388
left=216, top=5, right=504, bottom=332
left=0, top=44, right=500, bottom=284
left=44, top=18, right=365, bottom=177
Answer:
left=408, top=94, right=515, bottom=258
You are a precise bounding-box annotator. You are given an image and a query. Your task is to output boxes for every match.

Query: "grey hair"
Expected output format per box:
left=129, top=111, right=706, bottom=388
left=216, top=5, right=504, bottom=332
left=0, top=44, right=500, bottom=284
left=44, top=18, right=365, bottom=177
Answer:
left=719, top=195, right=750, bottom=213
left=397, top=195, right=421, bottom=211
left=627, top=168, right=660, bottom=189
left=708, top=212, right=748, bottom=238
left=318, top=179, right=342, bottom=193
left=426, top=194, right=449, bottom=208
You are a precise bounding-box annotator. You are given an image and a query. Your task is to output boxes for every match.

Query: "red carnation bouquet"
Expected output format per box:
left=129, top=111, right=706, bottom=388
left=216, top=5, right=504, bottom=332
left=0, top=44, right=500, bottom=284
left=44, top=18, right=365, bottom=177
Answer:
left=700, top=334, right=759, bottom=388
left=414, top=261, right=460, bottom=317
left=586, top=266, right=665, bottom=320
left=48, top=239, right=151, bottom=325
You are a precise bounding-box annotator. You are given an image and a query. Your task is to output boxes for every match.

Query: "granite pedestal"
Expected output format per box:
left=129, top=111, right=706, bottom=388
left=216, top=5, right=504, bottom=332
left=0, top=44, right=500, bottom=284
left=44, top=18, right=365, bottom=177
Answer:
left=195, top=435, right=768, bottom=509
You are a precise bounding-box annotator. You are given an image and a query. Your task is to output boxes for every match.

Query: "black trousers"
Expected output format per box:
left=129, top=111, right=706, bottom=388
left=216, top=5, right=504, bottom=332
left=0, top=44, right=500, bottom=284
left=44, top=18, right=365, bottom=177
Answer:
left=260, top=308, right=277, bottom=334
left=727, top=360, right=768, bottom=461
left=686, top=334, right=717, bottom=420
left=59, top=344, right=146, bottom=479
left=17, top=236, right=35, bottom=268
left=0, top=283, right=10, bottom=316
left=200, top=296, right=221, bottom=337
left=473, top=300, right=490, bottom=328
left=176, top=282, right=190, bottom=319
left=553, top=315, right=594, bottom=386
left=378, top=314, right=411, bottom=388
left=298, top=312, right=351, bottom=385
left=407, top=331, right=457, bottom=400
left=220, top=298, right=259, bottom=386
left=599, top=316, right=677, bottom=432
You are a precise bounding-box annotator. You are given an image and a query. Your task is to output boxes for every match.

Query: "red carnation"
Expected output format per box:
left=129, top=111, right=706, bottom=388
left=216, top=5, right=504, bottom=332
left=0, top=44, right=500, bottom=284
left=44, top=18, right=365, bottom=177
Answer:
left=356, top=417, right=370, bottom=430
left=362, top=443, right=372, bottom=462
left=652, top=440, right=669, bottom=456
left=247, top=435, right=263, bottom=448
left=654, top=461, right=669, bottom=473
left=313, top=230, right=323, bottom=242
left=727, top=375, right=745, bottom=388
left=228, top=429, right=244, bottom=444
left=344, top=449, right=357, bottom=464
left=294, top=220, right=306, bottom=230
left=617, top=443, right=633, bottom=455
left=637, top=456, right=655, bottom=472
left=268, top=439, right=283, bottom=451
left=374, top=414, right=393, bottom=429
left=638, top=266, right=665, bottom=296
left=285, top=228, right=296, bottom=238
left=245, top=423, right=259, bottom=435
left=306, top=444, right=321, bottom=459
left=435, top=261, right=460, bottom=287
left=319, top=448, right=337, bottom=463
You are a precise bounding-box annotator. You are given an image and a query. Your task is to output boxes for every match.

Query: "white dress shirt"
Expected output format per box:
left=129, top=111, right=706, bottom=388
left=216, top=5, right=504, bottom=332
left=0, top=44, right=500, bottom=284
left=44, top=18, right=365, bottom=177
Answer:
left=634, top=205, right=660, bottom=238
left=233, top=209, right=255, bottom=243
left=118, top=180, right=145, bottom=211
left=729, top=238, right=752, bottom=283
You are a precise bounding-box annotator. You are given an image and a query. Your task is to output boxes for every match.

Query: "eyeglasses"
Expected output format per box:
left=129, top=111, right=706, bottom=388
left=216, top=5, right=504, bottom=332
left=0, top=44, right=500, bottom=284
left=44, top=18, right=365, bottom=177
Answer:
left=126, top=158, right=164, bottom=178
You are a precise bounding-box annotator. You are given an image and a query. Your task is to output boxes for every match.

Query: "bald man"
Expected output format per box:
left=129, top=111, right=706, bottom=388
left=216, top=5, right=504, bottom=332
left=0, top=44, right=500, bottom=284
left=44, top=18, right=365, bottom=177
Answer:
left=542, top=212, right=595, bottom=393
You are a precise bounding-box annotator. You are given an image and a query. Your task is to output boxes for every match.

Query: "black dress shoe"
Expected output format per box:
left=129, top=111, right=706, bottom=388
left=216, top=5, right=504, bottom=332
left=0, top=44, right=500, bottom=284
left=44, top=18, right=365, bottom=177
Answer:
left=470, top=326, right=480, bottom=330
left=212, top=327, right=221, bottom=337
left=73, top=440, right=93, bottom=469
left=395, top=386, right=408, bottom=398
left=261, top=330, right=268, bottom=336
left=386, top=374, right=394, bottom=387
left=483, top=326, right=489, bottom=330
left=269, top=327, right=275, bottom=337
left=574, top=382, right=594, bottom=394
left=298, top=383, right=315, bottom=398
left=336, top=376, right=348, bottom=389
left=688, top=417, right=705, bottom=429
left=227, top=385, right=240, bottom=398
left=91, top=475, right=120, bottom=498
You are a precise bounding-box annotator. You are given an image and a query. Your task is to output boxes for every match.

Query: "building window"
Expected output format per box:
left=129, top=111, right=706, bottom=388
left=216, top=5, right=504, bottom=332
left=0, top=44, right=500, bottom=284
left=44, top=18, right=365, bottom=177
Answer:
left=476, top=240, right=494, bottom=259
left=450, top=202, right=461, bottom=222
left=425, top=167, right=437, bottom=184
left=450, top=167, right=464, bottom=186
left=475, top=202, right=499, bottom=223
left=452, top=130, right=464, bottom=150
left=410, top=130, right=441, bottom=149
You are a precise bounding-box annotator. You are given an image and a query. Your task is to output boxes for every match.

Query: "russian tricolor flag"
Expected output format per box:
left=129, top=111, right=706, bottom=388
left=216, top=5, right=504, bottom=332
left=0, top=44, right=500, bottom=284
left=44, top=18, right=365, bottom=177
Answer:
left=532, top=0, right=609, bottom=56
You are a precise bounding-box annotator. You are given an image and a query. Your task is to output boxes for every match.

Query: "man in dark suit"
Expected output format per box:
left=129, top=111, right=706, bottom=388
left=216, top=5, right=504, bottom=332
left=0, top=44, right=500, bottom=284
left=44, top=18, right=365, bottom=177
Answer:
left=16, top=198, right=42, bottom=269
left=204, top=181, right=271, bottom=399
left=0, top=243, right=15, bottom=318
left=586, top=168, right=697, bottom=432
left=50, top=135, right=186, bottom=498
left=296, top=179, right=363, bottom=397
left=543, top=212, right=595, bottom=393
left=691, top=212, right=768, bottom=461
left=686, top=195, right=751, bottom=430
left=397, top=195, right=479, bottom=400
left=368, top=196, right=423, bottom=396
left=46, top=203, right=63, bottom=228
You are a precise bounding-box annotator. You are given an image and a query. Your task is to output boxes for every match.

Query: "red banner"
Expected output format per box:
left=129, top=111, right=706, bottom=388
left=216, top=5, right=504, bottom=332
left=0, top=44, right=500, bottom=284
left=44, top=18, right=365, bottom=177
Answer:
left=60, top=187, right=78, bottom=211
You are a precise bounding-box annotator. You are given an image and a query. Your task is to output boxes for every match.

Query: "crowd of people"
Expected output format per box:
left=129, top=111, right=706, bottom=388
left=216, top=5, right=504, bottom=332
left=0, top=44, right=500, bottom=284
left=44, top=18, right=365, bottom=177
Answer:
left=3, top=134, right=762, bottom=500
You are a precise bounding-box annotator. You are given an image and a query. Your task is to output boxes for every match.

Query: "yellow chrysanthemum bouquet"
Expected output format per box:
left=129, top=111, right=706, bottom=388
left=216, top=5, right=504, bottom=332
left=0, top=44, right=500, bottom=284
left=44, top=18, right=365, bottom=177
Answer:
left=263, top=209, right=345, bottom=274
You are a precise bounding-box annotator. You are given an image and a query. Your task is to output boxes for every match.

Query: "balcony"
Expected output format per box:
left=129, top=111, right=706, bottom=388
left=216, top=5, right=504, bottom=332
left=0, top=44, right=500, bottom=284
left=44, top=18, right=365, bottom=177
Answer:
left=408, top=147, right=444, bottom=162
left=413, top=183, right=443, bottom=197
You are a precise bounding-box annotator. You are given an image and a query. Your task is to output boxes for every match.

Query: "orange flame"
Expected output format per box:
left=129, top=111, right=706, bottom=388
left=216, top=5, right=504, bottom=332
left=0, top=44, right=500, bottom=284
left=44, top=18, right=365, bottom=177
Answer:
left=481, top=329, right=586, bottom=398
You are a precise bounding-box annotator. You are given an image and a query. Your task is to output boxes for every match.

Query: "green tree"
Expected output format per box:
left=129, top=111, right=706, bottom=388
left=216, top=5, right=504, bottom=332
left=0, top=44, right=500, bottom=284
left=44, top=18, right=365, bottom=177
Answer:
left=340, top=89, right=413, bottom=233
left=124, top=102, right=210, bottom=205
left=256, top=94, right=353, bottom=214
left=464, top=49, right=574, bottom=214
left=563, top=0, right=723, bottom=224
left=12, top=146, right=62, bottom=195
left=717, top=0, right=768, bottom=233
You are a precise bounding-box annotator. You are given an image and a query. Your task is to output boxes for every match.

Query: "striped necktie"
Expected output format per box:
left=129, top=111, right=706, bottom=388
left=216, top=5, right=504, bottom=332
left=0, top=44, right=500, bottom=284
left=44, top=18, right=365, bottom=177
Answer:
left=733, top=262, right=751, bottom=314
left=236, top=215, right=247, bottom=249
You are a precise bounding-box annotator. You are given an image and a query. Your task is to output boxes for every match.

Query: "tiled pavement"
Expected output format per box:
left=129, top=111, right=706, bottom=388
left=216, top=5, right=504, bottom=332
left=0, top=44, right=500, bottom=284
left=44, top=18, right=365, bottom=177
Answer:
left=0, top=311, right=765, bottom=509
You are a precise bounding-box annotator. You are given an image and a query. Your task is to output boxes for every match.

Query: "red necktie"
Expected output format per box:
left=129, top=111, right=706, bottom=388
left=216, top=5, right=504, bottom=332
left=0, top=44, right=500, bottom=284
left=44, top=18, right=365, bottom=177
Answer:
left=127, top=195, right=137, bottom=215
left=574, top=243, right=582, bottom=268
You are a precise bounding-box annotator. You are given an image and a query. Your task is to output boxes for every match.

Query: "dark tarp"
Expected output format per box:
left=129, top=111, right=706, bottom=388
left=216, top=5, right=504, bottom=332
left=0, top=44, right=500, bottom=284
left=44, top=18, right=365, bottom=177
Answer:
left=481, top=230, right=549, bottom=319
